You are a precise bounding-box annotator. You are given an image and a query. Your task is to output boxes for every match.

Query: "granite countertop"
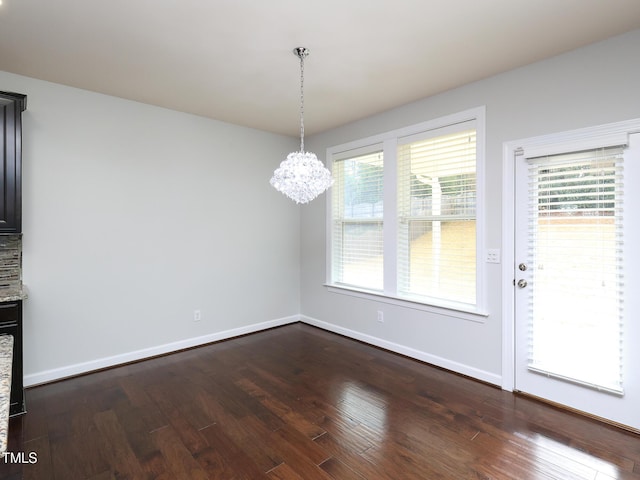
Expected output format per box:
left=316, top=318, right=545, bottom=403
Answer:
left=0, top=284, right=28, bottom=303
left=0, top=334, right=13, bottom=457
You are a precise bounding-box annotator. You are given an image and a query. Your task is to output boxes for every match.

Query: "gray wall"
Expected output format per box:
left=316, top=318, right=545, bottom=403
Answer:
left=301, top=29, right=640, bottom=384
left=3, top=28, right=639, bottom=388
left=0, top=71, right=301, bottom=385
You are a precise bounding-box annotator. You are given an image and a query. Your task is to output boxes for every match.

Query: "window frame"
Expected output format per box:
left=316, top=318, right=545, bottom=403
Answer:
left=325, top=106, right=487, bottom=321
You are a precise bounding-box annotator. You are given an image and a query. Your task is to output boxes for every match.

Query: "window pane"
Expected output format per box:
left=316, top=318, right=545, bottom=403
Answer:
left=398, top=129, right=477, bottom=305
left=341, top=155, right=384, bottom=219
left=340, top=222, right=384, bottom=290
left=404, top=220, right=476, bottom=304
left=332, top=150, right=383, bottom=290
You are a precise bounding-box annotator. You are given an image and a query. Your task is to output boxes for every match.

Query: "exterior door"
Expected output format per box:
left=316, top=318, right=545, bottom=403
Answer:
left=513, top=132, right=640, bottom=432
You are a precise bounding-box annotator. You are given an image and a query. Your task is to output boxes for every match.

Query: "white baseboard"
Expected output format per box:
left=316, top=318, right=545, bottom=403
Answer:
left=25, top=314, right=501, bottom=388
left=300, top=315, right=502, bottom=387
left=24, top=315, right=300, bottom=387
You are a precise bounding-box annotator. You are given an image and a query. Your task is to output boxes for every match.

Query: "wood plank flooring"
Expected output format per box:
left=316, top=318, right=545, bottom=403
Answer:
left=1, top=323, right=639, bottom=479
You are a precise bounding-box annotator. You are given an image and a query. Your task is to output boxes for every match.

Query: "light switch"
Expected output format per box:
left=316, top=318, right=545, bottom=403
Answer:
left=486, top=249, right=501, bottom=264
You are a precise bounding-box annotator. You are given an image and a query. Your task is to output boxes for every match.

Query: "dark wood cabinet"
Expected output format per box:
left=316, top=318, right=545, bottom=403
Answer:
left=0, top=92, right=26, bottom=234
left=0, top=301, right=24, bottom=416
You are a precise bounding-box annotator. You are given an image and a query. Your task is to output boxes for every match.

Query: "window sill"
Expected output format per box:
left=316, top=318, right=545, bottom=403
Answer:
left=325, top=284, right=488, bottom=323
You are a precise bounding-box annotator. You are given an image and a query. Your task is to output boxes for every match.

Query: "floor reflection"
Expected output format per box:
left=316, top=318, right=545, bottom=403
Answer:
left=337, top=380, right=388, bottom=434
left=521, top=431, right=622, bottom=479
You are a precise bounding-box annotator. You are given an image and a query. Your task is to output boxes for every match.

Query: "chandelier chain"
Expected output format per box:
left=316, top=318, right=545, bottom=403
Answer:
left=299, top=51, right=305, bottom=152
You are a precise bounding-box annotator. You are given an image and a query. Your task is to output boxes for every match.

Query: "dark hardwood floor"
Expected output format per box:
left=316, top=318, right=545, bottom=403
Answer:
left=1, top=323, right=638, bottom=479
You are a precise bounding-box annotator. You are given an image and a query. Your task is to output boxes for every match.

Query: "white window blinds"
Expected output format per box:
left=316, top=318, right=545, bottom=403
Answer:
left=526, top=146, right=624, bottom=394
left=327, top=107, right=485, bottom=314
left=397, top=129, right=477, bottom=305
left=332, top=150, right=384, bottom=291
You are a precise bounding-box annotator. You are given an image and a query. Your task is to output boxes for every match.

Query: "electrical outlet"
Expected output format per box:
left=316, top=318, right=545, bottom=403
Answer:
left=377, top=310, right=384, bottom=323
left=193, top=310, right=201, bottom=322
left=486, top=249, right=501, bottom=264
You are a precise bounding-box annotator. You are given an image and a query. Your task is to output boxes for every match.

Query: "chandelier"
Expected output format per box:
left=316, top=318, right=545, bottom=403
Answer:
left=270, top=47, right=333, bottom=204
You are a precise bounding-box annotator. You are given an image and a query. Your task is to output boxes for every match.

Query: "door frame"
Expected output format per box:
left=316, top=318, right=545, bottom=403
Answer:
left=501, top=140, right=517, bottom=392
left=501, top=118, right=640, bottom=393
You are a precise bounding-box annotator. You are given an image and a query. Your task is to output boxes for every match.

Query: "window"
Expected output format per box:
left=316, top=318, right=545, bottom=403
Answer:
left=327, top=107, right=485, bottom=315
left=527, top=146, right=624, bottom=392
left=398, top=128, right=477, bottom=305
left=331, top=148, right=384, bottom=291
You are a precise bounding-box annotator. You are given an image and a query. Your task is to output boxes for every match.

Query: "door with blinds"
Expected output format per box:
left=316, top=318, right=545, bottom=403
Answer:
left=513, top=131, right=640, bottom=431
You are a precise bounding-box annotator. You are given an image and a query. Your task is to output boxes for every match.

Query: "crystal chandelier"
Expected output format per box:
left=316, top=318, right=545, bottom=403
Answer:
left=270, top=47, right=333, bottom=204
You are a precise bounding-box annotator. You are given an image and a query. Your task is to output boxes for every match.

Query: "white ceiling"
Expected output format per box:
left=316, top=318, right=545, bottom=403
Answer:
left=1, top=0, right=640, bottom=137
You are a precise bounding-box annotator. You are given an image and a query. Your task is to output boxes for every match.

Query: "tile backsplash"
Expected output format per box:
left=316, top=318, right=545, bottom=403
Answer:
left=0, top=235, right=21, bottom=292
